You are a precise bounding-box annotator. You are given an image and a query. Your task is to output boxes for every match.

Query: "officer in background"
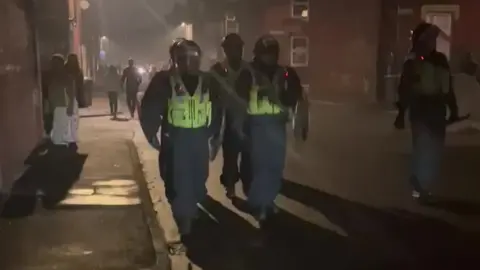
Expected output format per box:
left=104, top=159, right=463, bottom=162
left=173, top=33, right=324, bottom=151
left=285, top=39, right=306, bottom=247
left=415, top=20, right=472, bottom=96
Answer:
left=210, top=33, right=252, bottom=199
left=395, top=22, right=459, bottom=202
left=139, top=39, right=224, bottom=248
left=236, top=35, right=304, bottom=223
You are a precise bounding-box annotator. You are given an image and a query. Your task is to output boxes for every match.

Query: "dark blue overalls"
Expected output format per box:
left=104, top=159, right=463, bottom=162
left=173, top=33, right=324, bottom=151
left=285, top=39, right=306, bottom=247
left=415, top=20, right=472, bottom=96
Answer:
left=245, top=69, right=288, bottom=218
left=159, top=74, right=212, bottom=235
left=211, top=61, right=252, bottom=196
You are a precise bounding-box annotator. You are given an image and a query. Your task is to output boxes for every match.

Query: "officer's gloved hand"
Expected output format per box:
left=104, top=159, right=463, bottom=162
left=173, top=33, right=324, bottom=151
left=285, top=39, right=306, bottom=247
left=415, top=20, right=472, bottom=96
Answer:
left=208, top=136, right=221, bottom=161
left=150, top=135, right=161, bottom=150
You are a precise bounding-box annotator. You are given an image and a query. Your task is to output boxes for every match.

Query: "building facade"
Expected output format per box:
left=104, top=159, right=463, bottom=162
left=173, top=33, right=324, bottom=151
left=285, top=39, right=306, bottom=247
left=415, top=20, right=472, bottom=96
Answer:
left=235, top=0, right=382, bottom=102
left=377, top=1, right=480, bottom=102
left=231, top=0, right=480, bottom=104
left=0, top=0, right=43, bottom=191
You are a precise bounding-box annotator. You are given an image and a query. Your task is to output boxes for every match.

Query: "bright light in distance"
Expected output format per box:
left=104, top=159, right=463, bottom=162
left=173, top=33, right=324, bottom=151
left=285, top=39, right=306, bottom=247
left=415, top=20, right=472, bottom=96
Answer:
left=101, top=36, right=107, bottom=40
left=301, top=9, right=308, bottom=18
left=180, top=22, right=186, bottom=27
left=79, top=0, right=90, bottom=10
left=137, top=67, right=146, bottom=74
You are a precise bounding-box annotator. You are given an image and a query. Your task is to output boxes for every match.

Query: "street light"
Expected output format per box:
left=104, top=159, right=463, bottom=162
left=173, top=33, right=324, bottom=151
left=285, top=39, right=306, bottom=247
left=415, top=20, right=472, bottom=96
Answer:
left=79, top=0, right=90, bottom=10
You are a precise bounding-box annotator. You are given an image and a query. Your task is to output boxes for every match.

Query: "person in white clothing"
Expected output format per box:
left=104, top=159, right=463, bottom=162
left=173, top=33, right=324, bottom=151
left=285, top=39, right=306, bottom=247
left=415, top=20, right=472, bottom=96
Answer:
left=48, top=54, right=77, bottom=149
left=64, top=54, right=83, bottom=150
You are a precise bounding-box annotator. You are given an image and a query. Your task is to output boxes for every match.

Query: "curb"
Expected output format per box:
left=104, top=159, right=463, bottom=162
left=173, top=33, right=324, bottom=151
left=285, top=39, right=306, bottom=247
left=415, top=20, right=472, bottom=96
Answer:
left=127, top=139, right=171, bottom=270
left=130, top=125, right=194, bottom=269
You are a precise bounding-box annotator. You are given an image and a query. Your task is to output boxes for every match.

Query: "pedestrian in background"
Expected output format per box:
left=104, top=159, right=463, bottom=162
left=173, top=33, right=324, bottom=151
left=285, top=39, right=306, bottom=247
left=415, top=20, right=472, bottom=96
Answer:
left=64, top=54, right=83, bottom=150
left=105, top=65, right=121, bottom=119
left=121, top=58, right=142, bottom=119
left=48, top=54, right=76, bottom=148
left=41, top=59, right=54, bottom=140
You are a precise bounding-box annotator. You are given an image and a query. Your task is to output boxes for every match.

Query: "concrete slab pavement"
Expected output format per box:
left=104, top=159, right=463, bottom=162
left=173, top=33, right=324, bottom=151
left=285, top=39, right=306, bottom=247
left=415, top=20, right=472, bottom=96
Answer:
left=0, top=106, right=169, bottom=270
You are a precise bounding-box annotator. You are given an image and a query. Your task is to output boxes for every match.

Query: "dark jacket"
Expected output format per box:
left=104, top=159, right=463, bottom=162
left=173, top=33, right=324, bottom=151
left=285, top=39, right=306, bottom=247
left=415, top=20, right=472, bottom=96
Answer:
left=397, top=51, right=458, bottom=132
left=121, top=66, right=142, bottom=91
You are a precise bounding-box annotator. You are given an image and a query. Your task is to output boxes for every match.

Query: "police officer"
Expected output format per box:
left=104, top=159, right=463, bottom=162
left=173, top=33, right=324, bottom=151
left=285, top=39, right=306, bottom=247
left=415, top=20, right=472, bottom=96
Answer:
left=210, top=33, right=252, bottom=199
left=236, top=35, right=303, bottom=222
left=140, top=39, right=223, bottom=246
left=395, top=22, right=459, bottom=202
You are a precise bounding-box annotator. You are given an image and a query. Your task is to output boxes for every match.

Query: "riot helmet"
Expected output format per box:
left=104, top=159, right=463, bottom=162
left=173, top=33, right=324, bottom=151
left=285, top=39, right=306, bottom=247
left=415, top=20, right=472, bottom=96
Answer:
left=221, top=33, right=244, bottom=65
left=411, top=22, right=440, bottom=55
left=169, top=39, right=202, bottom=74
left=253, top=35, right=280, bottom=66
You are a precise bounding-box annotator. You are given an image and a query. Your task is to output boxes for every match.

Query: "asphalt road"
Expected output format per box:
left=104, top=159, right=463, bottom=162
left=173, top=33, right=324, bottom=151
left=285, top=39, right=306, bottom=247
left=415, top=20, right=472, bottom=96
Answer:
left=79, top=97, right=480, bottom=270
left=184, top=102, right=480, bottom=270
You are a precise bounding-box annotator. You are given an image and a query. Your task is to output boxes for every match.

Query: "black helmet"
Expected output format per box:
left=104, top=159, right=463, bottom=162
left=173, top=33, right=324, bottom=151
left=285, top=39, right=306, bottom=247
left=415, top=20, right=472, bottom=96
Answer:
left=411, top=22, right=441, bottom=46
left=253, top=35, right=279, bottom=56
left=221, top=33, right=244, bottom=48
left=169, top=38, right=187, bottom=58
left=169, top=39, right=202, bottom=73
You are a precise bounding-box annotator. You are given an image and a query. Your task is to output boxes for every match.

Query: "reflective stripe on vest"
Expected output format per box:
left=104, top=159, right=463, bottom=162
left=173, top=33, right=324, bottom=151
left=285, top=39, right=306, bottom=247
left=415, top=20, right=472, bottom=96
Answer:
left=167, top=74, right=212, bottom=128
left=248, top=68, right=284, bottom=115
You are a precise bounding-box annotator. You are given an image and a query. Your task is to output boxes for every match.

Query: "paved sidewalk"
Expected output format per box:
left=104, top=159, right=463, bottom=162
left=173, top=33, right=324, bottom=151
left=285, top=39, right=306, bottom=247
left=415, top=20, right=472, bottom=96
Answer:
left=0, top=107, right=167, bottom=270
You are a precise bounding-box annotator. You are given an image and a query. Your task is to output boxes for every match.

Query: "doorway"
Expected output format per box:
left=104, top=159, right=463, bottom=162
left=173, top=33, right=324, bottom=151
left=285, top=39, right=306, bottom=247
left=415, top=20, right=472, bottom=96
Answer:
left=421, top=4, right=460, bottom=61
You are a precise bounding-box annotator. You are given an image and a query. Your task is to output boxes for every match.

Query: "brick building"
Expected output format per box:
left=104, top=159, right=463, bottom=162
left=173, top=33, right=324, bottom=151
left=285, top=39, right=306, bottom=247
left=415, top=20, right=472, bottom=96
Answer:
left=0, top=0, right=43, bottom=191
left=233, top=0, right=382, bottom=102
left=0, top=0, right=84, bottom=192
left=378, top=1, right=480, bottom=102
left=230, top=0, right=480, bottom=104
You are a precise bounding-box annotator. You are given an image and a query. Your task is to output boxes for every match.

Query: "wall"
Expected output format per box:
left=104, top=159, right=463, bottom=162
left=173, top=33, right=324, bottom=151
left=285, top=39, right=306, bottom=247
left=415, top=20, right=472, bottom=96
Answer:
left=36, top=0, right=70, bottom=68
left=0, top=0, right=42, bottom=191
left=308, top=0, right=381, bottom=101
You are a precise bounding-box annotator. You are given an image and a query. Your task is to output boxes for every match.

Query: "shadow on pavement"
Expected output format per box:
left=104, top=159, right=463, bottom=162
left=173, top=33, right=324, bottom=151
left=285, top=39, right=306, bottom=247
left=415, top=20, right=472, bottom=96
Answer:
left=1, top=145, right=87, bottom=218
left=111, top=116, right=130, bottom=122
left=281, top=179, right=480, bottom=269
left=426, top=145, right=480, bottom=215
left=80, top=112, right=123, bottom=118
left=185, top=196, right=348, bottom=270
left=426, top=198, right=480, bottom=216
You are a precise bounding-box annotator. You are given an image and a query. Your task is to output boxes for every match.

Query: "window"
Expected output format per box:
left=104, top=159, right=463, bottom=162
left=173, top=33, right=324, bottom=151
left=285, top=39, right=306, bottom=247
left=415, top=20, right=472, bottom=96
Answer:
left=224, top=14, right=239, bottom=35
left=292, top=0, right=309, bottom=20
left=290, top=36, right=309, bottom=67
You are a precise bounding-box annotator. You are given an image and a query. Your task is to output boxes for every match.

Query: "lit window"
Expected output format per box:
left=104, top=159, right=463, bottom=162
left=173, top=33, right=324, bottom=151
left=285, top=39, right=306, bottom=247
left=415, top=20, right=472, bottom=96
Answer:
left=290, top=36, right=309, bottom=67
left=292, top=0, right=309, bottom=20
left=224, top=14, right=239, bottom=35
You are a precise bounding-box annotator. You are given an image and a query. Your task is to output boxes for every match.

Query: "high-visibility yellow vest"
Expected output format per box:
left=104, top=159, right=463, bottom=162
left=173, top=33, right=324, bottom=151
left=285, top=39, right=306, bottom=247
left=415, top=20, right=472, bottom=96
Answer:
left=411, top=55, right=450, bottom=95
left=248, top=68, right=284, bottom=115
left=167, top=74, right=212, bottom=128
